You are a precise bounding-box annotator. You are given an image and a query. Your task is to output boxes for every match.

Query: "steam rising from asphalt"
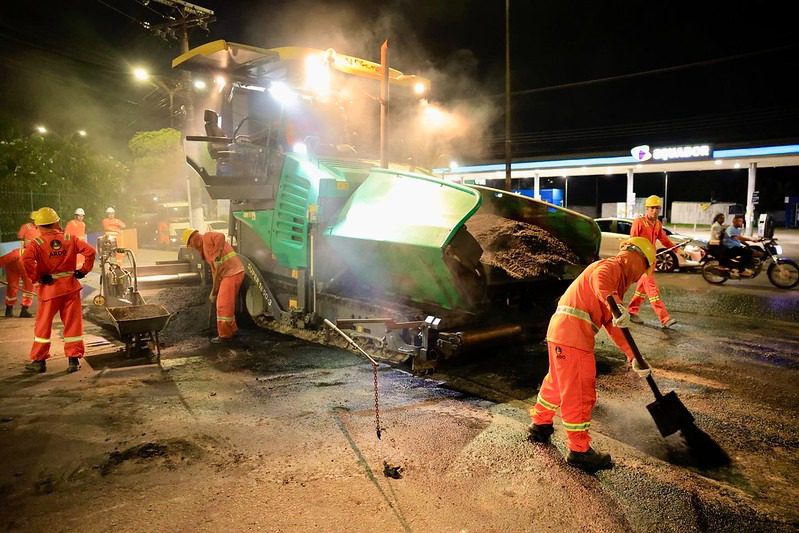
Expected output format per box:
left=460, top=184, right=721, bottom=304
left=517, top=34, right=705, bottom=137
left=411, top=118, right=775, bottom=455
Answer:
left=236, top=1, right=500, bottom=168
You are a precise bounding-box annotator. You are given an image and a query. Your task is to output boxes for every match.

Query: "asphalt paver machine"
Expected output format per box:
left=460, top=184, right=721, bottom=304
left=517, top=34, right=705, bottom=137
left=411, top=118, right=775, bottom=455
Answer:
left=174, top=41, right=600, bottom=370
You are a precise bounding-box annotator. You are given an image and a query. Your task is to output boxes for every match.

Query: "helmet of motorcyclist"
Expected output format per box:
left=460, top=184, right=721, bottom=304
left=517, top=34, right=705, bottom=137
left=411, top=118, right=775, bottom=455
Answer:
left=645, top=195, right=662, bottom=208
left=182, top=228, right=199, bottom=246
left=620, top=236, right=656, bottom=275
left=34, top=207, right=60, bottom=226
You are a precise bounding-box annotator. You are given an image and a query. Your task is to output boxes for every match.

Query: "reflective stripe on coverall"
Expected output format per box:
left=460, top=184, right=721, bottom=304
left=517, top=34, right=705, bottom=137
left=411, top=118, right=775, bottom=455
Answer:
left=0, top=248, right=34, bottom=307
left=532, top=256, right=638, bottom=453
left=23, top=231, right=96, bottom=361
left=627, top=216, right=675, bottom=325
left=198, top=232, right=245, bottom=339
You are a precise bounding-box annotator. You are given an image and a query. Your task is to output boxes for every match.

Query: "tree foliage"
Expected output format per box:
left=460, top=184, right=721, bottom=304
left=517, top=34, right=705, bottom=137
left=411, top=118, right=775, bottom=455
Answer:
left=0, top=133, right=127, bottom=239
left=128, top=128, right=185, bottom=195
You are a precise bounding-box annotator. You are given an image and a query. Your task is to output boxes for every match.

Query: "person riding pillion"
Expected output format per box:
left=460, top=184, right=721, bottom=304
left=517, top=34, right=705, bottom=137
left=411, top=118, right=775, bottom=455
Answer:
left=182, top=228, right=245, bottom=344
left=529, top=236, right=656, bottom=471
left=22, top=207, right=96, bottom=373
left=627, top=195, right=678, bottom=329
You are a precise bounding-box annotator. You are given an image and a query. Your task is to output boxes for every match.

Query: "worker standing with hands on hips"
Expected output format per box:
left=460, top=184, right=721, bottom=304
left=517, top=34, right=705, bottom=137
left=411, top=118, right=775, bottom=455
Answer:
left=65, top=208, right=88, bottom=269
left=0, top=246, right=35, bottom=318
left=528, top=237, right=656, bottom=472
left=182, top=228, right=245, bottom=344
left=627, top=195, right=678, bottom=329
left=22, top=207, right=96, bottom=373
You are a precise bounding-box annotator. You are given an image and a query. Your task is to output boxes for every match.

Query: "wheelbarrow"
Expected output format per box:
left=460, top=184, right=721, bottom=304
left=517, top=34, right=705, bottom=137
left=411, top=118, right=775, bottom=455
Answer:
left=104, top=304, right=172, bottom=364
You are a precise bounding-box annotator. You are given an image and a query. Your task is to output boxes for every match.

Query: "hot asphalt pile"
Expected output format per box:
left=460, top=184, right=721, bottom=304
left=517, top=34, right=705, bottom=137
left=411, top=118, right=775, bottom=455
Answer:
left=468, top=213, right=580, bottom=279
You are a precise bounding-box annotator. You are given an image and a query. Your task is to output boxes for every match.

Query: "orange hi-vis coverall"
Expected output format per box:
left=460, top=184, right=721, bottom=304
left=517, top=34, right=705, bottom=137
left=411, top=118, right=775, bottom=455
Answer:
left=0, top=248, right=34, bottom=308
left=17, top=222, right=40, bottom=247
left=627, top=216, right=675, bottom=325
left=198, top=232, right=245, bottom=339
left=532, top=255, right=638, bottom=453
left=65, top=218, right=87, bottom=269
left=23, top=230, right=96, bottom=361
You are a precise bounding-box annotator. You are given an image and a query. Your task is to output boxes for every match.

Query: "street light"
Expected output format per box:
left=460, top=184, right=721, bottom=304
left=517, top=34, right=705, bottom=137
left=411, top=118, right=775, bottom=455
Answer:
left=35, top=125, right=48, bottom=134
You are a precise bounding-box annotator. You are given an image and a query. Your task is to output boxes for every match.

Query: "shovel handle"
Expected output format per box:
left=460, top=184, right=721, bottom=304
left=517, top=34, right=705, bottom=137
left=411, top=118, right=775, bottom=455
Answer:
left=606, top=296, right=663, bottom=399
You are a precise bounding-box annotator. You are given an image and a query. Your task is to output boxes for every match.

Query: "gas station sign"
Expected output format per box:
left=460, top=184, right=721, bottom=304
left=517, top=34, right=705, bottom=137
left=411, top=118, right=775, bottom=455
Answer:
left=631, top=144, right=713, bottom=162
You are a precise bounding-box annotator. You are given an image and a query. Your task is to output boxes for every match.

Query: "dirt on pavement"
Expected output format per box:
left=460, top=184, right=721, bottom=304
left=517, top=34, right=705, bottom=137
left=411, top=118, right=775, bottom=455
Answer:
left=0, top=281, right=798, bottom=532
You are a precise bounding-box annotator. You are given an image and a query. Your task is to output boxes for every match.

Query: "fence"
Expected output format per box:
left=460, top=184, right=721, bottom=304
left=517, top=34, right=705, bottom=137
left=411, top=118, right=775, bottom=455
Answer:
left=0, top=190, right=87, bottom=242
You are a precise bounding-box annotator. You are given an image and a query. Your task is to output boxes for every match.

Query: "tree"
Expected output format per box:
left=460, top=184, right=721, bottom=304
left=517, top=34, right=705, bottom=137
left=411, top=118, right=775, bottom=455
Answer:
left=128, top=128, right=185, bottom=197
left=0, top=132, right=128, bottom=238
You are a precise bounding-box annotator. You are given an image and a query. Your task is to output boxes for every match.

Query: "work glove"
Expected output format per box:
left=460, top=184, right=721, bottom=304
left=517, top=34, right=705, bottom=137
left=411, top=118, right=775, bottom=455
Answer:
left=40, top=273, right=54, bottom=285
left=632, top=358, right=652, bottom=378
left=209, top=292, right=217, bottom=303
left=74, top=270, right=86, bottom=279
left=611, top=304, right=631, bottom=328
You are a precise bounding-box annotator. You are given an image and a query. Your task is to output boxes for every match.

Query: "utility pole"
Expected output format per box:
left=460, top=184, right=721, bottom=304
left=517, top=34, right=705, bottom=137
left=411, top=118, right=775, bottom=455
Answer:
left=141, top=0, right=214, bottom=229
left=504, top=0, right=512, bottom=191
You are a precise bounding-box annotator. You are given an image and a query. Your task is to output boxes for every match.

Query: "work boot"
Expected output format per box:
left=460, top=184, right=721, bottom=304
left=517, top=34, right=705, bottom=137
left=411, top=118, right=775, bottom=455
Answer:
left=527, top=423, right=555, bottom=444
left=4, top=305, right=12, bottom=317
left=566, top=447, right=613, bottom=472
left=24, top=360, right=46, bottom=373
left=629, top=313, right=643, bottom=324
left=19, top=306, right=33, bottom=318
left=661, top=318, right=678, bottom=329
left=209, top=336, right=232, bottom=345
left=67, top=358, right=81, bottom=373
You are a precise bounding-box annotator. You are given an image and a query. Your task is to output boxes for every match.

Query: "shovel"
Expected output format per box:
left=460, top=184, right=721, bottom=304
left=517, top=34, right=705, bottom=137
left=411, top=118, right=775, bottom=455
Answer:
left=607, top=297, right=695, bottom=437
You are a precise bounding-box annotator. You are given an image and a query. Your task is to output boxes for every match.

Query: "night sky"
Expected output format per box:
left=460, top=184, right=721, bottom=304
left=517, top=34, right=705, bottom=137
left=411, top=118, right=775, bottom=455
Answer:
left=1, top=1, right=798, bottom=209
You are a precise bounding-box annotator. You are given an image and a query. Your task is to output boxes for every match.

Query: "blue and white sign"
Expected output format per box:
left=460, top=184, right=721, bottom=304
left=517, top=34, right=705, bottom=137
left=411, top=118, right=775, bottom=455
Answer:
left=631, top=144, right=712, bottom=162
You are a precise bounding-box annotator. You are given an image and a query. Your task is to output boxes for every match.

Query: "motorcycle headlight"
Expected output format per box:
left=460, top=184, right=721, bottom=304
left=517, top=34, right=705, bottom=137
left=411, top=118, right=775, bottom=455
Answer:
left=774, top=245, right=783, bottom=255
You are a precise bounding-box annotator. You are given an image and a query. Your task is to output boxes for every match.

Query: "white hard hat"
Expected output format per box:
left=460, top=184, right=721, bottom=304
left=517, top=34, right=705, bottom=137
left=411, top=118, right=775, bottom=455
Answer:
left=106, top=207, right=116, bottom=214
left=74, top=208, right=85, bottom=216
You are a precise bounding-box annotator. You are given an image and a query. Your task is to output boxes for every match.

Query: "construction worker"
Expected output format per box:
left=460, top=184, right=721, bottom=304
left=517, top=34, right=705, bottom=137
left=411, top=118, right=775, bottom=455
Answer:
left=65, top=208, right=87, bottom=269
left=102, top=207, right=127, bottom=262
left=528, top=237, right=656, bottom=472
left=627, top=195, right=678, bottom=328
left=182, top=227, right=244, bottom=344
left=17, top=211, right=40, bottom=247
left=0, top=247, right=35, bottom=318
left=22, top=207, right=96, bottom=373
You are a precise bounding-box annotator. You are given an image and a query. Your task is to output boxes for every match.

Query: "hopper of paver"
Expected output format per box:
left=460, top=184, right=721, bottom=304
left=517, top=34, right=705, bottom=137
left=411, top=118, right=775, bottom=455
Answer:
left=323, top=168, right=485, bottom=311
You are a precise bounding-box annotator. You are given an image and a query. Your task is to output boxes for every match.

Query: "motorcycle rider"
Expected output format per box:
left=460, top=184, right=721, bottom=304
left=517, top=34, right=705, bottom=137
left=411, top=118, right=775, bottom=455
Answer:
left=724, top=214, right=758, bottom=275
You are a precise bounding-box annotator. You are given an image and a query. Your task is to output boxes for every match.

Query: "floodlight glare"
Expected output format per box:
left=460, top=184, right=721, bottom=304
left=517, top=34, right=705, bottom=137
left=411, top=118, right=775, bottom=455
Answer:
left=193, top=79, right=207, bottom=90
left=133, top=67, right=150, bottom=81
left=35, top=125, right=47, bottom=134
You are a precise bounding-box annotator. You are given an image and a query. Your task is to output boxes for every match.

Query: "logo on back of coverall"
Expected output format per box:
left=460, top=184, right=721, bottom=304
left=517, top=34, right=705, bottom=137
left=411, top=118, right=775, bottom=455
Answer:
left=555, top=346, right=565, bottom=359
left=49, top=239, right=65, bottom=257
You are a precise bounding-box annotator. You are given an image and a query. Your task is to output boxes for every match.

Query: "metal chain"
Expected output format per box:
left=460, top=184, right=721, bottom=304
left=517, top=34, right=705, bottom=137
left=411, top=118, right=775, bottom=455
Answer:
left=373, top=362, right=382, bottom=440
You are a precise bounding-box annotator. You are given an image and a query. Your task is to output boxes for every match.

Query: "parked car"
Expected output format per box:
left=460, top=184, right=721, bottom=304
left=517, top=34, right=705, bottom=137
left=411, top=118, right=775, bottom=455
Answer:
left=595, top=217, right=707, bottom=272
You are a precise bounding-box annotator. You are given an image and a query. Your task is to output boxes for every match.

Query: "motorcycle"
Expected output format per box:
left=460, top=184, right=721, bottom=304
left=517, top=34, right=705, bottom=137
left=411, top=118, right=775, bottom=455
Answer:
left=701, top=237, right=799, bottom=289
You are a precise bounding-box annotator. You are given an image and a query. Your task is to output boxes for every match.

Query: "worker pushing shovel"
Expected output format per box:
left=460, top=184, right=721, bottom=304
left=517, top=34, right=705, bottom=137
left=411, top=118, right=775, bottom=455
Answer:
left=528, top=236, right=657, bottom=472
left=182, top=228, right=245, bottom=344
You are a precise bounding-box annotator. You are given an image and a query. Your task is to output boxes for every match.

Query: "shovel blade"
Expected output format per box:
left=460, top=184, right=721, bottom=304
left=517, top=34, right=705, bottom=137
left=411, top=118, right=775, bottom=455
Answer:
left=646, top=390, right=695, bottom=437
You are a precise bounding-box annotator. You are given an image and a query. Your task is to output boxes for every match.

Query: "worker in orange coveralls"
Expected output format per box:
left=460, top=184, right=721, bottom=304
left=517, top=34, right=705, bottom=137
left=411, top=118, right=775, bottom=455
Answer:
left=182, top=227, right=244, bottom=344
left=627, top=195, right=678, bottom=329
left=65, top=208, right=87, bottom=269
left=528, top=237, right=656, bottom=472
left=22, top=207, right=96, bottom=374
left=0, top=247, right=35, bottom=318
left=17, top=211, right=40, bottom=247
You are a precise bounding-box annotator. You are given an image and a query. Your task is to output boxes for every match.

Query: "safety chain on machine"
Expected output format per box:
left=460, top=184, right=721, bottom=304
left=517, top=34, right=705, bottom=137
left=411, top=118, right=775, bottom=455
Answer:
left=323, top=319, right=382, bottom=440
left=372, top=361, right=381, bottom=439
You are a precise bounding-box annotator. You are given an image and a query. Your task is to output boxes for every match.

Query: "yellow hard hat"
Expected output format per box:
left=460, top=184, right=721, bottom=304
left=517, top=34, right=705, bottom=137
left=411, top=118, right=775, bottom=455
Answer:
left=645, top=195, right=662, bottom=208
left=29, top=211, right=38, bottom=220
left=34, top=207, right=60, bottom=226
left=620, top=236, right=656, bottom=275
left=182, top=228, right=199, bottom=246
